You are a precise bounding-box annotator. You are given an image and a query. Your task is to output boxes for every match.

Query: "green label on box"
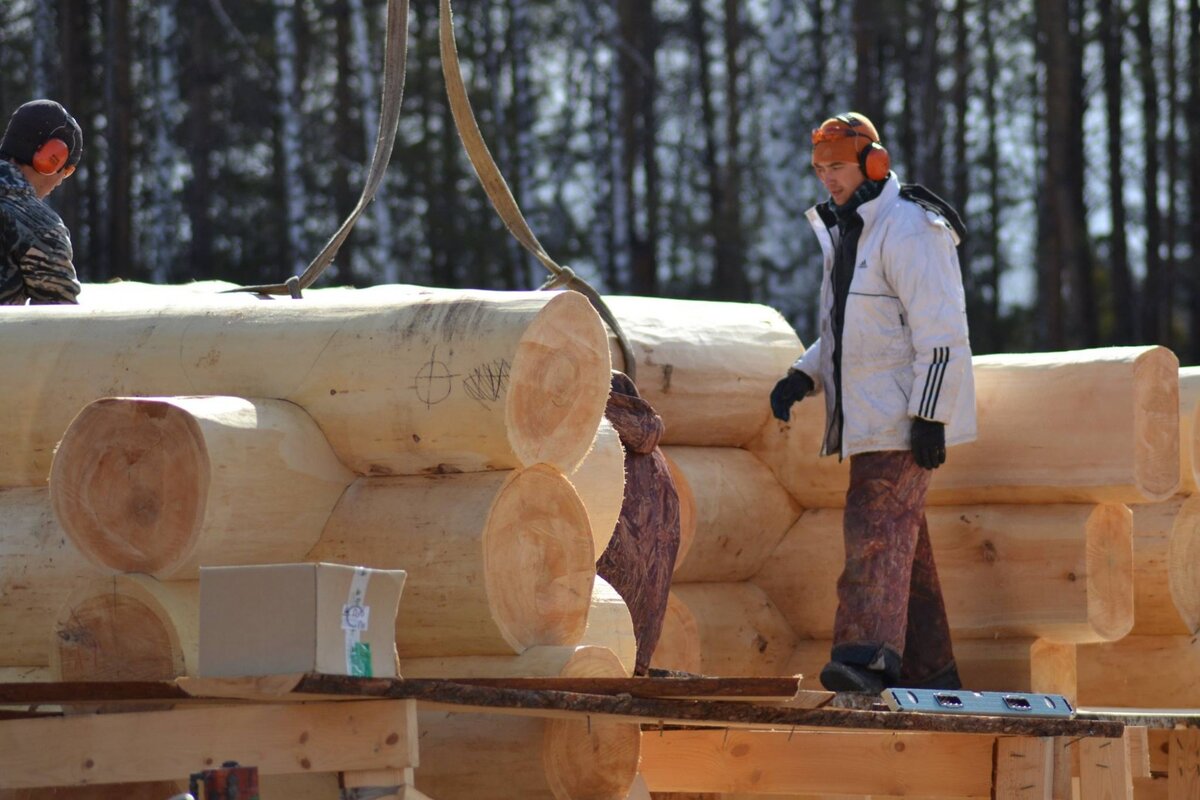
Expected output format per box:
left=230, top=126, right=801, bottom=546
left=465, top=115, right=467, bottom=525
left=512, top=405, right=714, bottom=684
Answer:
left=349, top=642, right=372, bottom=677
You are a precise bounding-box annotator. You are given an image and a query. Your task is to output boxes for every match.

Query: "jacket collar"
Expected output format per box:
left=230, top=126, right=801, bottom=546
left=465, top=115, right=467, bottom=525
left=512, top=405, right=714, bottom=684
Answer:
left=805, top=172, right=901, bottom=256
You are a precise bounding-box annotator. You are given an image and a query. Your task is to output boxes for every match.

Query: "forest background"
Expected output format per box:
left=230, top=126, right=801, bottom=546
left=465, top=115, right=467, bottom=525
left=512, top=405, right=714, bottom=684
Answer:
left=0, top=0, right=1196, bottom=362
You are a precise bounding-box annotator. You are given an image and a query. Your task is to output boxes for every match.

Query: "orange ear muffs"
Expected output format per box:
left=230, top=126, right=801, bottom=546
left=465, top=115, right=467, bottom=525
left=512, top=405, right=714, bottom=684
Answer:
left=860, top=141, right=891, bottom=181
left=31, top=137, right=69, bottom=176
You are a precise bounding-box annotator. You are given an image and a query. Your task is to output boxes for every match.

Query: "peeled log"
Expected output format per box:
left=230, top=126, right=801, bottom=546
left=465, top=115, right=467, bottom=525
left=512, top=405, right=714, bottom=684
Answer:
left=663, top=447, right=801, bottom=582
left=309, top=465, right=595, bottom=657
left=51, top=396, right=354, bottom=579
left=755, top=504, right=1134, bottom=643
left=1077, top=635, right=1200, bottom=708
left=663, top=451, right=697, bottom=575
left=0, top=488, right=107, bottom=667
left=0, top=288, right=610, bottom=485
left=50, top=575, right=198, bottom=682
left=1181, top=367, right=1200, bottom=495
left=604, top=296, right=802, bottom=447
left=1129, top=495, right=1200, bottom=635
left=580, top=577, right=637, bottom=676
left=403, top=645, right=617, bottom=679
left=649, top=591, right=702, bottom=675
left=749, top=346, right=1180, bottom=507
left=569, top=418, right=626, bottom=558
left=786, top=639, right=1043, bottom=693
left=413, top=646, right=641, bottom=800
left=668, top=583, right=797, bottom=677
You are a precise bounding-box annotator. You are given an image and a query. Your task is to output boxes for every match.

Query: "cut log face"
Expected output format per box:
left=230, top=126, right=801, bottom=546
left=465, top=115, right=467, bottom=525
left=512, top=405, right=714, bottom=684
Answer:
left=1130, top=495, right=1200, bottom=635
left=603, top=296, right=802, bottom=447
left=579, top=577, right=637, bottom=676
left=1181, top=367, right=1200, bottom=495
left=649, top=590, right=702, bottom=675
left=0, top=288, right=610, bottom=485
left=750, top=346, right=1181, bottom=507
left=0, top=488, right=107, bottom=667
left=414, top=647, right=641, bottom=800
left=662, top=451, right=697, bottom=575
left=50, top=576, right=198, bottom=683
left=51, top=396, right=354, bottom=578
left=664, top=447, right=801, bottom=582
left=310, top=465, right=595, bottom=657
left=669, top=583, right=797, bottom=677
left=757, top=504, right=1134, bottom=643
left=569, top=418, right=626, bottom=559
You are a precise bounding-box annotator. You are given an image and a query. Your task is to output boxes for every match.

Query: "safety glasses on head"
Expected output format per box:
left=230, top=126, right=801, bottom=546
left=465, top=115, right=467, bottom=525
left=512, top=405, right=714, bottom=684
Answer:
left=811, top=123, right=873, bottom=146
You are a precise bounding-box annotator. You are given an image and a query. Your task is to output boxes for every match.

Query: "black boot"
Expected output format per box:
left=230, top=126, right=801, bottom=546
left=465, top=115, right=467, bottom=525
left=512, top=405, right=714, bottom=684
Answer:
left=819, top=661, right=886, bottom=694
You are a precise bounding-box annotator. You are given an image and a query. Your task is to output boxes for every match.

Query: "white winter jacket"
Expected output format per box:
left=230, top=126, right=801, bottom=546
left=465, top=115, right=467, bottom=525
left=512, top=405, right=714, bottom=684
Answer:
left=793, top=173, right=977, bottom=458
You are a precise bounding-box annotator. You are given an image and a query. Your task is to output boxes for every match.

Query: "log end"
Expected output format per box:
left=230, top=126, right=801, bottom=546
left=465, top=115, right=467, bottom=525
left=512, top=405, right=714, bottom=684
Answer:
left=663, top=451, right=696, bottom=575
left=1133, top=347, right=1181, bottom=501
left=507, top=290, right=612, bottom=473
left=544, top=646, right=642, bottom=800
left=570, top=418, right=626, bottom=559
left=485, top=464, right=595, bottom=651
left=51, top=398, right=209, bottom=577
left=51, top=575, right=187, bottom=682
left=1085, top=504, right=1135, bottom=642
left=1168, top=495, right=1200, bottom=634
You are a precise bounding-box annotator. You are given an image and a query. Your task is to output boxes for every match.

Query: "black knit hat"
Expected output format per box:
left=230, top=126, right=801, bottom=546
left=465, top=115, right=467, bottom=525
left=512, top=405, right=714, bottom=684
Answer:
left=0, top=100, right=83, bottom=169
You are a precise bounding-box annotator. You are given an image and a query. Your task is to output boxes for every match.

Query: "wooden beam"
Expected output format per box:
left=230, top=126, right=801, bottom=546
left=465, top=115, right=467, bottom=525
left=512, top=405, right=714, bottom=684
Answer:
left=0, top=699, right=417, bottom=790
left=638, top=729, right=994, bottom=797
left=1168, top=727, right=1200, bottom=800
left=994, top=737, right=1054, bottom=798
left=1079, top=736, right=1134, bottom=799
left=0, top=677, right=1127, bottom=738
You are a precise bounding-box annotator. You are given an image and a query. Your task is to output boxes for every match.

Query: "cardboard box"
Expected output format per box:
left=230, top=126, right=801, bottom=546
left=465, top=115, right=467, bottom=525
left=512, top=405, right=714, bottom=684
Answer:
left=199, top=562, right=406, bottom=678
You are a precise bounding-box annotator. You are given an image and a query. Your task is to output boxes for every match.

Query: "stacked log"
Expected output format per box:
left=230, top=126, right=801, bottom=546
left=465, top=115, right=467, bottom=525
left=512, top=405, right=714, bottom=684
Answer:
left=0, top=286, right=648, bottom=798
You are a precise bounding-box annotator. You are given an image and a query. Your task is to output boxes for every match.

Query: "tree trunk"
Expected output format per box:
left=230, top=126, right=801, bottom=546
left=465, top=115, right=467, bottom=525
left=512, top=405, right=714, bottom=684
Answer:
left=105, top=0, right=132, bottom=279
left=1100, top=0, right=1136, bottom=343
left=662, top=447, right=800, bottom=582
left=716, top=0, right=749, bottom=301
left=0, top=289, right=611, bottom=484
left=852, top=0, right=884, bottom=113
left=51, top=396, right=355, bottom=579
left=749, top=346, right=1182, bottom=507
left=665, top=583, right=798, bottom=677
left=0, top=488, right=107, bottom=667
left=603, top=295, right=802, bottom=447
left=1135, top=0, right=1165, bottom=343
left=615, top=0, right=659, bottom=296
left=309, top=466, right=595, bottom=657
left=1190, top=0, right=1200, bottom=364
left=182, top=0, right=217, bottom=280
left=757, top=504, right=1134, bottom=643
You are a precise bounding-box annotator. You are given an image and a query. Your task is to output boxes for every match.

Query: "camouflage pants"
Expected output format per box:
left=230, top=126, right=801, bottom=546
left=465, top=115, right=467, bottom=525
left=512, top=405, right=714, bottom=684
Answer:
left=831, top=450, right=957, bottom=686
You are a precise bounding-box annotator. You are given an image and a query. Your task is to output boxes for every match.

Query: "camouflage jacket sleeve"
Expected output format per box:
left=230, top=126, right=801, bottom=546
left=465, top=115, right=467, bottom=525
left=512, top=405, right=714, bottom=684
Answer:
left=21, top=222, right=80, bottom=304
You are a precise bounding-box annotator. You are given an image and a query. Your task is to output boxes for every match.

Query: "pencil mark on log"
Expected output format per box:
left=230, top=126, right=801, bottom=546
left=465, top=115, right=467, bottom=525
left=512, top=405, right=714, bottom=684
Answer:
left=411, top=346, right=458, bottom=409
left=463, top=358, right=510, bottom=408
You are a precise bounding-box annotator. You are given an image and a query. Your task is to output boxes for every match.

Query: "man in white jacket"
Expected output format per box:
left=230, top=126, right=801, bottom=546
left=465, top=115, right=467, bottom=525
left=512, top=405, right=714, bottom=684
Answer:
left=769, top=112, right=977, bottom=694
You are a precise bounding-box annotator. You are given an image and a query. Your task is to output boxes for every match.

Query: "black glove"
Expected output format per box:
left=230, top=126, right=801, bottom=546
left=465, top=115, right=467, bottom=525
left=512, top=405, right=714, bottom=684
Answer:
left=770, top=370, right=815, bottom=422
left=911, top=417, right=946, bottom=470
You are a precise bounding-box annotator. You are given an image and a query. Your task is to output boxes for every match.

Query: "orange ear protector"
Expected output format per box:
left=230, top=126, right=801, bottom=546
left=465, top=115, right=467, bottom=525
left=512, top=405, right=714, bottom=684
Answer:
left=812, top=115, right=891, bottom=181
left=31, top=136, right=70, bottom=176
left=836, top=115, right=890, bottom=181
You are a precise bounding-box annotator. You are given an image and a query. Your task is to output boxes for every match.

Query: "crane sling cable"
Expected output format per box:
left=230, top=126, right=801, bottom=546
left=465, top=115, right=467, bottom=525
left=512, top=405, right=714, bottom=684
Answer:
left=436, top=0, right=636, bottom=381
left=227, top=0, right=637, bottom=383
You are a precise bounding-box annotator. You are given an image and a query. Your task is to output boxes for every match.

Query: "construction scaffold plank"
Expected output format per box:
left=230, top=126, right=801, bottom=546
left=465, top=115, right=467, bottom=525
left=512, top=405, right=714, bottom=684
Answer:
left=0, top=698, right=418, bottom=791
left=0, top=676, right=1124, bottom=738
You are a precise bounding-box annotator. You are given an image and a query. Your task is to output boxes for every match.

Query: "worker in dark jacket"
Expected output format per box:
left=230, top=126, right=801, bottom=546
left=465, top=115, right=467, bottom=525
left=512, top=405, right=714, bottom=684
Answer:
left=770, top=113, right=976, bottom=694
left=596, top=371, right=681, bottom=675
left=0, top=99, right=83, bottom=305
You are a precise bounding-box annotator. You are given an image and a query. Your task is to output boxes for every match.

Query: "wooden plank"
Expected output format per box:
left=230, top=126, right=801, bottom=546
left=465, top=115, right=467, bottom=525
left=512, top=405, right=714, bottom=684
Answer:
left=1168, top=727, right=1200, bottom=800
left=638, top=728, right=994, bottom=796
left=994, top=737, right=1054, bottom=798
left=1080, top=736, right=1135, bottom=799
left=1128, top=726, right=1152, bottom=778
left=1135, top=775, right=1171, bottom=799
left=0, top=699, right=418, bottom=790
